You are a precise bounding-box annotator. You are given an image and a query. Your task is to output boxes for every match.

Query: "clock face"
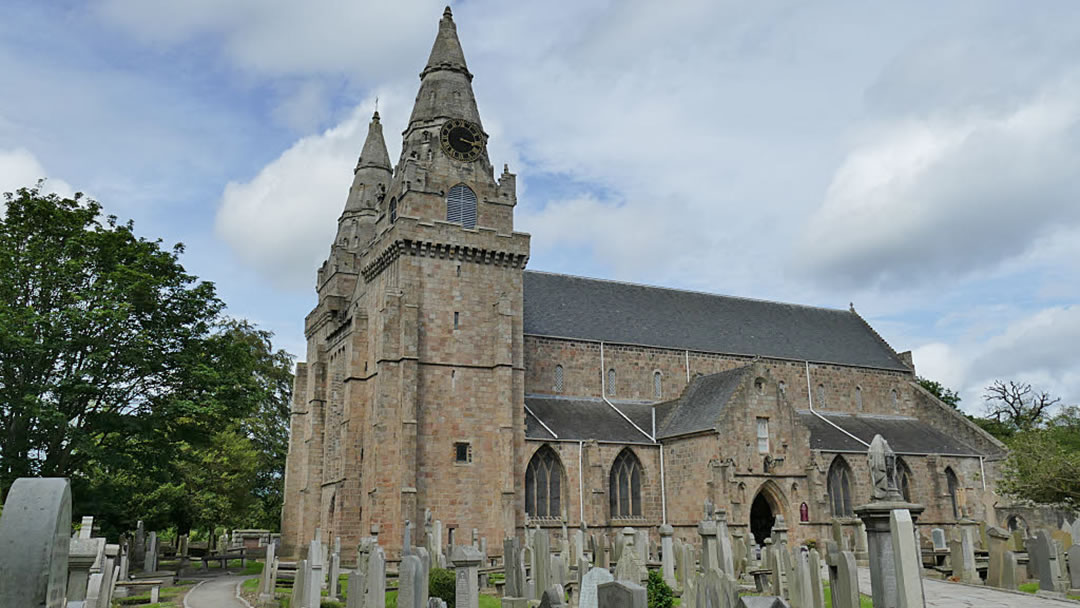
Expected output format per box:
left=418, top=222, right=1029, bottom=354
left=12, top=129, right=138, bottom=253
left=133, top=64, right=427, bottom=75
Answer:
left=439, top=119, right=485, bottom=162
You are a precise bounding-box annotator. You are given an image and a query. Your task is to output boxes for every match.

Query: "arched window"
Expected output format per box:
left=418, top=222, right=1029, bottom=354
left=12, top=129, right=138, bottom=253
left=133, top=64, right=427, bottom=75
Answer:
left=855, top=386, right=863, bottom=411
left=827, top=457, right=854, bottom=517
left=610, top=449, right=642, bottom=518
left=446, top=184, right=477, bottom=228
left=607, top=369, right=616, bottom=397
left=817, top=384, right=826, bottom=408
left=778, top=381, right=787, bottom=396
left=553, top=365, right=564, bottom=393
left=389, top=197, right=398, bottom=223
left=653, top=371, right=663, bottom=400
left=945, top=467, right=961, bottom=519
left=890, top=388, right=899, bottom=411
left=525, top=445, right=564, bottom=519
left=896, top=457, right=913, bottom=502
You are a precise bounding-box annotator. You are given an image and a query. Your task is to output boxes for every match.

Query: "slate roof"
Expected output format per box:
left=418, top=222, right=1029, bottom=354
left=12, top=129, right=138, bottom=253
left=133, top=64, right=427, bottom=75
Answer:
left=655, top=367, right=752, bottom=439
left=522, top=271, right=909, bottom=371
left=798, top=412, right=980, bottom=455
left=525, top=395, right=656, bottom=443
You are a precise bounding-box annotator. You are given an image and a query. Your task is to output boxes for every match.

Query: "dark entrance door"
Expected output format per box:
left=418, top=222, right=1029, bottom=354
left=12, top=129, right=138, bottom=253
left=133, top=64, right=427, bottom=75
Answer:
left=750, top=492, right=775, bottom=546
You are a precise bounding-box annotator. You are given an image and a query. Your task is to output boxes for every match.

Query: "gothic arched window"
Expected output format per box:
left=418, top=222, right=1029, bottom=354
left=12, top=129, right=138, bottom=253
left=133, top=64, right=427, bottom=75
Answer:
left=610, top=449, right=643, bottom=518
left=446, top=184, right=477, bottom=229
left=890, top=388, right=899, bottom=411
left=855, top=386, right=863, bottom=411
left=389, top=197, right=398, bottom=223
left=897, top=457, right=913, bottom=502
left=945, top=467, right=961, bottom=519
left=817, top=384, right=827, bottom=408
left=828, top=456, right=854, bottom=517
left=525, top=445, right=564, bottom=519
left=653, top=371, right=662, bottom=400
left=607, top=369, right=616, bottom=397
left=554, top=365, right=564, bottom=393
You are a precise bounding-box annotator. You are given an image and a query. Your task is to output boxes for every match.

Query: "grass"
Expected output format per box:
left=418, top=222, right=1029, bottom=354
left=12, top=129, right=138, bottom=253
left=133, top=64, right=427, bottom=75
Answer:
left=821, top=582, right=874, bottom=608
left=241, top=560, right=265, bottom=575
left=1018, top=581, right=1080, bottom=600
left=112, top=582, right=197, bottom=607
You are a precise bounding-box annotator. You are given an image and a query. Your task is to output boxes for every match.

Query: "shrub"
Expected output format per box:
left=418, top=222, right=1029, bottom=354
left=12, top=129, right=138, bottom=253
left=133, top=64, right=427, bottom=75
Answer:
left=429, top=567, right=456, bottom=608
left=647, top=569, right=673, bottom=608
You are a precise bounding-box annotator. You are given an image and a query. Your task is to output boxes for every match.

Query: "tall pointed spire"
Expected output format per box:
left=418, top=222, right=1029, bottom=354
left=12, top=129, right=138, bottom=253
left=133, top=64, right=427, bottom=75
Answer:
left=422, top=6, right=470, bottom=79
left=343, top=111, right=392, bottom=214
left=408, top=6, right=482, bottom=127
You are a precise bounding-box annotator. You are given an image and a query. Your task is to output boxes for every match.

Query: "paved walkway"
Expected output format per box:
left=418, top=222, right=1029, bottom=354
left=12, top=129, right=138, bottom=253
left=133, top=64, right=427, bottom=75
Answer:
left=856, top=567, right=1076, bottom=607
left=183, top=574, right=255, bottom=608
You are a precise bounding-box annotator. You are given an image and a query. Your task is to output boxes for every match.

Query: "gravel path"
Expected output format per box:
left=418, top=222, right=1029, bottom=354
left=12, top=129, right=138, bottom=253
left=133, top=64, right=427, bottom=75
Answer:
left=183, top=574, right=256, bottom=608
left=856, top=567, right=1077, bottom=607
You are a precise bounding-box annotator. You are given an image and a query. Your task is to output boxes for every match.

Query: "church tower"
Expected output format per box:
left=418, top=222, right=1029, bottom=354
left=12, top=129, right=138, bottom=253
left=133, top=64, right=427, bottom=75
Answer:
left=282, top=6, right=530, bottom=560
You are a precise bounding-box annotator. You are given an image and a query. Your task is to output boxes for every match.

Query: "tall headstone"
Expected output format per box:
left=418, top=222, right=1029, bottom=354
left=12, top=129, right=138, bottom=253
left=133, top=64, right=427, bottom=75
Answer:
left=404, top=520, right=413, bottom=557
left=597, top=580, right=646, bottom=608
left=452, top=545, right=482, bottom=608
left=824, top=547, right=859, bottom=608
left=504, top=538, right=523, bottom=598
left=291, top=559, right=307, bottom=608
left=1001, top=551, right=1019, bottom=591
left=133, top=521, right=145, bottom=565
left=890, top=509, right=925, bottom=608
left=1068, top=544, right=1080, bottom=591
left=792, top=547, right=812, bottom=608
left=143, top=532, right=158, bottom=573
left=346, top=569, right=364, bottom=608
left=1030, top=530, right=1063, bottom=592
left=931, top=529, right=946, bottom=552
left=0, top=478, right=71, bottom=608
left=400, top=555, right=424, bottom=608
left=306, top=540, right=323, bottom=608
left=699, top=520, right=719, bottom=573
left=769, top=543, right=789, bottom=599
left=259, top=541, right=277, bottom=600
left=533, top=528, right=551, bottom=601
left=551, top=554, right=567, bottom=588
left=716, top=509, right=735, bottom=576
left=366, top=546, right=387, bottom=608
left=807, top=548, right=825, bottom=608
left=659, top=524, right=676, bottom=587
left=985, top=526, right=1010, bottom=588
left=328, top=551, right=341, bottom=600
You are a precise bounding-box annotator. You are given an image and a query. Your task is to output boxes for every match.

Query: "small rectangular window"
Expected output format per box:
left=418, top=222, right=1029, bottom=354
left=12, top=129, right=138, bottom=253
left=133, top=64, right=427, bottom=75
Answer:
left=756, top=417, right=769, bottom=454
left=454, top=312, right=460, bottom=329
left=454, top=442, right=472, bottom=463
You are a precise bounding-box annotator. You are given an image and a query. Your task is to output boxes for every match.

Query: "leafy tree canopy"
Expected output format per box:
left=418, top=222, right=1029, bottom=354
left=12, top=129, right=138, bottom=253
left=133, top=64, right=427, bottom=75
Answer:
left=917, top=376, right=962, bottom=409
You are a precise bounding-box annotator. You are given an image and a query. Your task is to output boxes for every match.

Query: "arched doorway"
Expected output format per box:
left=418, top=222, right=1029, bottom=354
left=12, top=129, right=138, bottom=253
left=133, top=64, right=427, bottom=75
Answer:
left=750, top=492, right=775, bottom=546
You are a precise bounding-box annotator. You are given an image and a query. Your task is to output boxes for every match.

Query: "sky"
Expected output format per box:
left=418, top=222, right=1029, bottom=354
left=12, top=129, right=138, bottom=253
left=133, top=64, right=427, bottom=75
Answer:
left=2, top=0, right=1079, bottom=414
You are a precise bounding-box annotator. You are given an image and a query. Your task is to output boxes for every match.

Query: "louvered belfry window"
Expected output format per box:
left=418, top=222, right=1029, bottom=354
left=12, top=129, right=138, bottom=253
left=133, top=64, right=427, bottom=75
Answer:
left=446, top=184, right=477, bottom=228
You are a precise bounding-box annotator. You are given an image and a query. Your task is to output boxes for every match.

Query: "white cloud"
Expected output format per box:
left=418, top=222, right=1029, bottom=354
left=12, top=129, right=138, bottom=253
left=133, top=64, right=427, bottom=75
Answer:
left=0, top=148, right=74, bottom=199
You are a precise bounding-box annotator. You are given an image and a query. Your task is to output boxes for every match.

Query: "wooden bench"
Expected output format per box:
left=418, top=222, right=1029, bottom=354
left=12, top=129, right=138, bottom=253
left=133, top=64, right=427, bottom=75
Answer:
left=201, top=548, right=247, bottom=570
left=115, top=579, right=165, bottom=603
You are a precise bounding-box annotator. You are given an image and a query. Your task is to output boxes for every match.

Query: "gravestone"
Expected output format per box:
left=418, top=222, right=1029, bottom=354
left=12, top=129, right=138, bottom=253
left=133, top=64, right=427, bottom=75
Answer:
left=404, top=520, right=413, bottom=557
left=732, top=529, right=747, bottom=577
left=133, top=521, right=145, bottom=565
left=635, top=529, right=649, bottom=561
left=328, top=551, right=341, bottom=600
left=579, top=567, right=613, bottom=608
left=824, top=545, right=859, bottom=608
left=67, top=536, right=105, bottom=601
left=366, top=546, right=387, bottom=608
left=808, top=548, right=825, bottom=608
left=699, top=520, right=719, bottom=573
left=504, top=538, right=523, bottom=598
left=306, top=540, right=324, bottom=608
left=551, top=554, right=566, bottom=588
left=738, top=598, right=791, bottom=608
left=598, top=534, right=610, bottom=569
left=985, top=526, right=1010, bottom=588
left=716, top=509, right=735, bottom=576
left=1031, top=529, right=1064, bottom=592
left=791, top=547, right=811, bottom=608
left=1068, top=544, right=1080, bottom=590
left=1002, top=551, right=1019, bottom=591
left=143, top=531, right=158, bottom=573
left=659, top=524, right=676, bottom=587
left=291, top=559, right=307, bottom=608
left=0, top=478, right=72, bottom=608
left=890, top=509, right=925, bottom=608
left=931, top=529, right=946, bottom=552
left=769, top=543, right=789, bottom=599
left=597, top=580, right=646, bottom=608
left=400, top=555, right=424, bottom=608
left=346, top=569, right=364, bottom=608
left=539, top=585, right=566, bottom=608
left=533, top=528, right=551, bottom=601
left=452, top=545, right=482, bottom=608
left=614, top=543, right=639, bottom=582
left=259, top=541, right=277, bottom=600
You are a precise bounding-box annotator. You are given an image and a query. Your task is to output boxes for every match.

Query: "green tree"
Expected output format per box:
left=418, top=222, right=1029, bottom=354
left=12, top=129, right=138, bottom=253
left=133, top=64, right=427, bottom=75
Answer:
left=0, top=184, right=222, bottom=493
left=917, top=376, right=961, bottom=409
left=998, top=430, right=1080, bottom=507
left=647, top=569, right=674, bottom=608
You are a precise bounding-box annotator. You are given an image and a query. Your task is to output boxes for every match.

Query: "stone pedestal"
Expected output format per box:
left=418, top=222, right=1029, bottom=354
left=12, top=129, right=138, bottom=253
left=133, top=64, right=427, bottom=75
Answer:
left=855, top=500, right=924, bottom=608
left=659, top=524, right=675, bottom=588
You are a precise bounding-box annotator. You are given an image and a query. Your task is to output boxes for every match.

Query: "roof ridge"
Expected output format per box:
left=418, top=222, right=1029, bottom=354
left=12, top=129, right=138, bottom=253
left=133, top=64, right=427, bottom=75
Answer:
left=524, top=269, right=854, bottom=315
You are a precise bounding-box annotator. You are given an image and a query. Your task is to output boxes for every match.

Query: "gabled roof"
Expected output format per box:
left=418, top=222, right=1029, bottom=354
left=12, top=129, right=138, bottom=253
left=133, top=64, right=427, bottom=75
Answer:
left=522, top=271, right=909, bottom=372
left=525, top=395, right=656, bottom=443
left=798, top=411, right=981, bottom=455
left=655, top=367, right=752, bottom=439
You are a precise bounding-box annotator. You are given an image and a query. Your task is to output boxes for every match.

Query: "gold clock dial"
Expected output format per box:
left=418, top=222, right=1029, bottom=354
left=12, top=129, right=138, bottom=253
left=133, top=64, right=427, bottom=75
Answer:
left=439, top=119, right=485, bottom=162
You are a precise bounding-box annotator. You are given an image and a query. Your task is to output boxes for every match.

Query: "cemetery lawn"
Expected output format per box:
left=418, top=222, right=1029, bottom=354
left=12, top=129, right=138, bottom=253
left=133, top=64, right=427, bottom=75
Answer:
left=822, top=583, right=875, bottom=608
left=112, top=581, right=198, bottom=607
left=1017, top=582, right=1080, bottom=601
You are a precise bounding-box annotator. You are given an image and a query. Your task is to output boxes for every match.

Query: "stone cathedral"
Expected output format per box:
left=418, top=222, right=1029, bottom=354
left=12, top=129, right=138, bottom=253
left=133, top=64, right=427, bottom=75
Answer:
left=280, top=7, right=1009, bottom=562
